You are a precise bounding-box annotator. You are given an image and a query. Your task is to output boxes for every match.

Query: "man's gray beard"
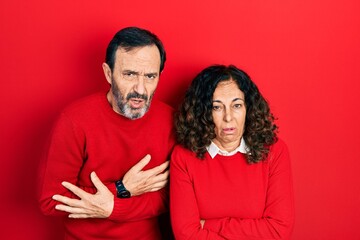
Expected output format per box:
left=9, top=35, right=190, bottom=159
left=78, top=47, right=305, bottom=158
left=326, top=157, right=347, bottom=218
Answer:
left=111, top=81, right=153, bottom=120
left=121, top=101, right=149, bottom=120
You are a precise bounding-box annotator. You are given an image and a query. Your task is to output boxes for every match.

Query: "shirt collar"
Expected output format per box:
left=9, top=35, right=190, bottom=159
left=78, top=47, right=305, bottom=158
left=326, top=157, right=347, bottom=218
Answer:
left=206, top=137, right=249, bottom=159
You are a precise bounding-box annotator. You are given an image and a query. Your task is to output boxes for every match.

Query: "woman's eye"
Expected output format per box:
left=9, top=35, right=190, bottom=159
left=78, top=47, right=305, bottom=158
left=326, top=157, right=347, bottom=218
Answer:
left=212, top=106, right=221, bottom=111
left=234, top=104, right=242, bottom=108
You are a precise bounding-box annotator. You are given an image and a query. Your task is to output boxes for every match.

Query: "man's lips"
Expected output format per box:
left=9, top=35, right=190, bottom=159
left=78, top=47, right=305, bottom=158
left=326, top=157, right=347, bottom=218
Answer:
left=129, top=98, right=145, bottom=108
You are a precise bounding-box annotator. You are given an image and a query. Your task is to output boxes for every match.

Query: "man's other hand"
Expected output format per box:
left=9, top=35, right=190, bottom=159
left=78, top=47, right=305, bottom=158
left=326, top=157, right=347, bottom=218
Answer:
left=52, top=172, right=114, bottom=218
left=123, top=154, right=169, bottom=196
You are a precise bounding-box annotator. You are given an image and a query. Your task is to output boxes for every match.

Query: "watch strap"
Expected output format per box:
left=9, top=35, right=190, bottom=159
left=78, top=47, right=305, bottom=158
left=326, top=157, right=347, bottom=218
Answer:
left=115, top=179, right=131, bottom=198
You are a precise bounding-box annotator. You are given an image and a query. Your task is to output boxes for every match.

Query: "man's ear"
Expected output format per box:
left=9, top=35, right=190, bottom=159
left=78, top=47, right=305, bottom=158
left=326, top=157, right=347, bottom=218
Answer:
left=102, top=63, right=112, bottom=85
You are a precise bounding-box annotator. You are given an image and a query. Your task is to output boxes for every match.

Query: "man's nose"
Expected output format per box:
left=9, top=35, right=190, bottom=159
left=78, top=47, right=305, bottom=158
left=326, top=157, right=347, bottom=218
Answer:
left=134, top=77, right=146, bottom=95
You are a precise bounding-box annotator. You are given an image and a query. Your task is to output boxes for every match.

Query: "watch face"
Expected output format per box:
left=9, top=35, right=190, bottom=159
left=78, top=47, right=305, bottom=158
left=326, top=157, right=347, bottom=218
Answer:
left=120, top=190, right=131, bottom=198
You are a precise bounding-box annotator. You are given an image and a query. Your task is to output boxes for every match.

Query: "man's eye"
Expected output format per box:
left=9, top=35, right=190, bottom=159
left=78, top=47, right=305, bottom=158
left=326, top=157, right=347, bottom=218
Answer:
left=123, top=73, right=137, bottom=80
left=146, top=75, right=156, bottom=79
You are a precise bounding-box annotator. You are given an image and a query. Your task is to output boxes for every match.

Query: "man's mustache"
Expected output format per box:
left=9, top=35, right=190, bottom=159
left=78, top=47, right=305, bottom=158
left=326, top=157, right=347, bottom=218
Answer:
left=126, top=92, right=148, bottom=101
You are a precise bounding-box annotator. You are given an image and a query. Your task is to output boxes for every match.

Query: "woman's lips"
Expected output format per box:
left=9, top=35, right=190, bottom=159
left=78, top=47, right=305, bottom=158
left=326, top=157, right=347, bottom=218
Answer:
left=222, top=127, right=236, bottom=134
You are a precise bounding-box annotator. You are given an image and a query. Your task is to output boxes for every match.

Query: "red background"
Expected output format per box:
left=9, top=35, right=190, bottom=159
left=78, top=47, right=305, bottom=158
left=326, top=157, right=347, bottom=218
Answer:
left=1, top=0, right=359, bottom=239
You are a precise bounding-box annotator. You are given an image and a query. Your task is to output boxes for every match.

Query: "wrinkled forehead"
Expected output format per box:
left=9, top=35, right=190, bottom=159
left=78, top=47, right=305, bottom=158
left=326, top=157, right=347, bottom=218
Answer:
left=115, top=45, right=161, bottom=72
left=213, top=79, right=244, bottom=99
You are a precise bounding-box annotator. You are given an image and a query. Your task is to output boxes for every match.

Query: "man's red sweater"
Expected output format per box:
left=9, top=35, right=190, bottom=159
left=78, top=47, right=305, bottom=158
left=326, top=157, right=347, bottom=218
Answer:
left=38, top=92, right=175, bottom=239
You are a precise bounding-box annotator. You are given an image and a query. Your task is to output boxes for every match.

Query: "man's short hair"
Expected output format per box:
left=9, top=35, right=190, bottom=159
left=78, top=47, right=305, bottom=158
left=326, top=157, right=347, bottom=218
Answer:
left=105, top=27, right=166, bottom=72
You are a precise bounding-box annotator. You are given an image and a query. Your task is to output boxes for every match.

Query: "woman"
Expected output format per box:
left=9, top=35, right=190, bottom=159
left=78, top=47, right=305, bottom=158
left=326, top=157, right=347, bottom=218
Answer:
left=170, top=65, right=294, bottom=239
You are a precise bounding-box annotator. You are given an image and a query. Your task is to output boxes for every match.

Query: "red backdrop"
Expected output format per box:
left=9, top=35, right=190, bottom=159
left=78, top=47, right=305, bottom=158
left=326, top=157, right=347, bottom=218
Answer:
left=1, top=0, right=359, bottom=239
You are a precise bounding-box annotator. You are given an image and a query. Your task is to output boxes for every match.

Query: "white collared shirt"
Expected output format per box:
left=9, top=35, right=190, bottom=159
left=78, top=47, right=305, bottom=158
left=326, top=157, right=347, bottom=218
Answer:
left=206, top=137, right=250, bottom=158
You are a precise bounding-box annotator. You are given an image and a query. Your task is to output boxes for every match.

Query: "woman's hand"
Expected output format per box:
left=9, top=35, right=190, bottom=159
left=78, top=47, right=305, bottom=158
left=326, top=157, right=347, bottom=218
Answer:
left=200, top=219, right=205, bottom=229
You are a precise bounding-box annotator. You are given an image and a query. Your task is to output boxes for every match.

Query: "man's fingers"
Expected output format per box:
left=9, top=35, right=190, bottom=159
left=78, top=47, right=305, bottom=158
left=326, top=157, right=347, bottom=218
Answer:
left=158, top=160, right=170, bottom=171
left=149, top=187, right=162, bottom=192
left=55, top=204, right=85, bottom=214
left=90, top=172, right=106, bottom=192
left=61, top=181, right=88, bottom=199
left=132, top=169, right=168, bottom=191
left=149, top=170, right=169, bottom=190
left=148, top=180, right=168, bottom=192
left=53, top=194, right=82, bottom=208
left=151, top=170, right=169, bottom=183
left=145, top=161, right=169, bottom=176
left=69, top=213, right=91, bottom=219
left=130, top=154, right=151, bottom=172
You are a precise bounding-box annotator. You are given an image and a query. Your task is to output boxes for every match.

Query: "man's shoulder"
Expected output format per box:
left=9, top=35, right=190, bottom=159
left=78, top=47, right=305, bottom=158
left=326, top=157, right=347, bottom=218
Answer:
left=62, top=92, right=106, bottom=116
left=56, top=92, right=107, bottom=125
left=151, top=99, right=174, bottom=111
left=149, top=99, right=174, bottom=116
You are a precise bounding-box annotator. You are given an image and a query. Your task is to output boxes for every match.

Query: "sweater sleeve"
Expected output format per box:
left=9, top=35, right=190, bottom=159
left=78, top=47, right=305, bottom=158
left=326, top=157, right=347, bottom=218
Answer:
left=170, top=147, right=226, bottom=240
left=203, top=141, right=295, bottom=240
left=38, top=112, right=89, bottom=216
left=38, top=113, right=169, bottom=222
left=108, top=185, right=169, bottom=222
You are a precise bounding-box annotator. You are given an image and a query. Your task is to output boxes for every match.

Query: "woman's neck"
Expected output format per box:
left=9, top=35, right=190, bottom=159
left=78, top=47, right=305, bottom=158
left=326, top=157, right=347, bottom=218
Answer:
left=212, top=139, right=241, bottom=152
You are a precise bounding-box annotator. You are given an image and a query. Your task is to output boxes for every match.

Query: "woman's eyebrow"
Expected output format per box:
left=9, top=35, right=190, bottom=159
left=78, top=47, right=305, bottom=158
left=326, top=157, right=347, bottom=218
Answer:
left=232, top=98, right=244, bottom=102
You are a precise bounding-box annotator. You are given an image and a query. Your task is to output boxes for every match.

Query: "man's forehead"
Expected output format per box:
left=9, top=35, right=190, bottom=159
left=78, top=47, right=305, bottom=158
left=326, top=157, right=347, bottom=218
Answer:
left=115, top=45, right=161, bottom=72
left=116, top=44, right=159, bottom=55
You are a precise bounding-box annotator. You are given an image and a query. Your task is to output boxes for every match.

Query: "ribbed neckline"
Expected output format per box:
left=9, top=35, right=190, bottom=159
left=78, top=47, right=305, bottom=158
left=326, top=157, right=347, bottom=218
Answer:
left=205, top=150, right=245, bottom=161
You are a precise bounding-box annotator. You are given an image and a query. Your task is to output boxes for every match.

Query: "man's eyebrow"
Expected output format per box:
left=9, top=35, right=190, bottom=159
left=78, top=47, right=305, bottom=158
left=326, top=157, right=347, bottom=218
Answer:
left=122, top=70, right=139, bottom=74
left=121, top=70, right=159, bottom=76
left=145, top=72, right=159, bottom=76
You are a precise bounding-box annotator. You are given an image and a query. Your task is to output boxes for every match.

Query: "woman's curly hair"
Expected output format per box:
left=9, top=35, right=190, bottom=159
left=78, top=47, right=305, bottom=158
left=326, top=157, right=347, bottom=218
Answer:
left=175, top=65, right=278, bottom=164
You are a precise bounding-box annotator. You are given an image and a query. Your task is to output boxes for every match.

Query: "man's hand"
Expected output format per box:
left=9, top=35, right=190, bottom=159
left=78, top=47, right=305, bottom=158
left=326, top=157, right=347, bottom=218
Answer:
left=52, top=172, right=114, bottom=218
left=123, top=154, right=169, bottom=196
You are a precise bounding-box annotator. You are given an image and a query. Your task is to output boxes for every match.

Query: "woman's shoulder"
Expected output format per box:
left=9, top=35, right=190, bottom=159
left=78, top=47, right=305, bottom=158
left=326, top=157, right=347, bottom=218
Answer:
left=271, top=138, right=288, bottom=151
left=267, top=137, right=291, bottom=164
left=171, top=144, right=199, bottom=163
left=172, top=144, right=196, bottom=156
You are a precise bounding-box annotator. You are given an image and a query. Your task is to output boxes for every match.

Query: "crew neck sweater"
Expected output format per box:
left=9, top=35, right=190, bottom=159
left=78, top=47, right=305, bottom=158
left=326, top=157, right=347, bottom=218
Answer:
left=39, top=91, right=175, bottom=239
left=170, top=139, right=294, bottom=239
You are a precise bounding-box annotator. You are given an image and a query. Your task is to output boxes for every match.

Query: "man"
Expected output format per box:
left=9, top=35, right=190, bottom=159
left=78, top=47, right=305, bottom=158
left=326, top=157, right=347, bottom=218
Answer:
left=38, top=27, right=175, bottom=239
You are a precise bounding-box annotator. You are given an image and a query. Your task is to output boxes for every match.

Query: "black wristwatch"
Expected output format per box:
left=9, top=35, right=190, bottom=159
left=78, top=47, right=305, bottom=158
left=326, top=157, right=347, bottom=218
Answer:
left=115, top=179, right=131, bottom=198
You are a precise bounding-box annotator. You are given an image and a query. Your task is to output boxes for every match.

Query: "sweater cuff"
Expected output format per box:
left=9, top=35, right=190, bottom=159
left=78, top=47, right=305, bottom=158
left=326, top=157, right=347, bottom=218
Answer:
left=108, top=183, right=123, bottom=220
left=108, top=195, right=133, bottom=221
